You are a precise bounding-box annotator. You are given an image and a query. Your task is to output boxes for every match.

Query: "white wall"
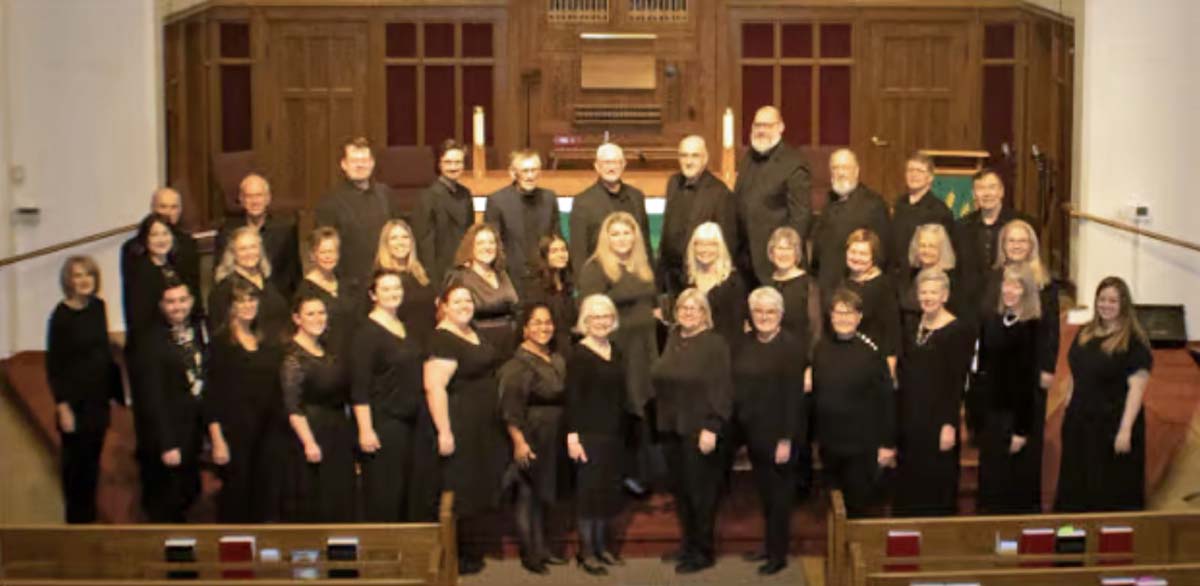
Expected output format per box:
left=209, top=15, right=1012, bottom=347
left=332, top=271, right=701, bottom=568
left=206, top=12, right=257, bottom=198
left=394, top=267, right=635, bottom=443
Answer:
left=1075, top=0, right=1200, bottom=337
left=0, top=0, right=162, bottom=355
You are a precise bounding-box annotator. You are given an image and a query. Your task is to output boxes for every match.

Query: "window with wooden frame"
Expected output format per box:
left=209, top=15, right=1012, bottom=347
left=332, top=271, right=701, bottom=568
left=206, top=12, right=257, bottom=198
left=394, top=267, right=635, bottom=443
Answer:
left=738, top=22, right=853, bottom=148
left=385, top=21, right=495, bottom=147
left=218, top=21, right=253, bottom=152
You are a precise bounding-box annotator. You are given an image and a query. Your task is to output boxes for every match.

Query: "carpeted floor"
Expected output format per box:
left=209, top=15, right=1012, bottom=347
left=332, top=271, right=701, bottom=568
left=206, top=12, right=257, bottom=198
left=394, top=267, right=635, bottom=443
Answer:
left=462, top=554, right=819, bottom=586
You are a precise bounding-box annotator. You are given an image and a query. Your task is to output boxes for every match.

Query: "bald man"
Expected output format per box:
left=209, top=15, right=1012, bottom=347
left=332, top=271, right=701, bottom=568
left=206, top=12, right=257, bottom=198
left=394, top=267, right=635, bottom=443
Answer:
left=213, top=173, right=301, bottom=297
left=809, top=149, right=891, bottom=299
left=656, top=135, right=738, bottom=298
left=734, top=106, right=812, bottom=287
left=568, top=143, right=653, bottom=277
left=120, top=187, right=201, bottom=310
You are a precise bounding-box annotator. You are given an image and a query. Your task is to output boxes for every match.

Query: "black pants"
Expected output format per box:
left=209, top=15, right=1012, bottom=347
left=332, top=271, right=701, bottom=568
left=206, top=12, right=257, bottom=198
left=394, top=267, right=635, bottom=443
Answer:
left=217, top=412, right=284, bottom=523
left=663, top=432, right=722, bottom=562
left=359, top=414, right=415, bottom=521
left=736, top=423, right=796, bottom=563
left=139, top=450, right=200, bottom=523
left=61, top=427, right=107, bottom=523
left=821, top=449, right=882, bottom=518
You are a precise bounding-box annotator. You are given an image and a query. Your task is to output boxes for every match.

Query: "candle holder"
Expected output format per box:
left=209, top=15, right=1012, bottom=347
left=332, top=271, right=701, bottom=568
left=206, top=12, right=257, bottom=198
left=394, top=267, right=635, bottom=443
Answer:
left=472, top=106, right=487, bottom=178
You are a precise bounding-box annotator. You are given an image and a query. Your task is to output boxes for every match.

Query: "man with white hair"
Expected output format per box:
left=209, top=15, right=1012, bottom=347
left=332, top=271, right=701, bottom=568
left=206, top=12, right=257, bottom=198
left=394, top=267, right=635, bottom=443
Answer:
left=213, top=173, right=300, bottom=297
left=809, top=148, right=891, bottom=298
left=734, top=106, right=812, bottom=287
left=483, top=149, right=561, bottom=298
left=568, top=143, right=653, bottom=277
left=119, top=186, right=201, bottom=302
left=656, top=135, right=738, bottom=299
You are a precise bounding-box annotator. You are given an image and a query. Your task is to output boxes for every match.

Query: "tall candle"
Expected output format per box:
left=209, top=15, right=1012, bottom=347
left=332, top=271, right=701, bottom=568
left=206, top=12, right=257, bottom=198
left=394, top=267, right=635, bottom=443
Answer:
left=722, top=107, right=734, bottom=149
left=473, top=106, right=485, bottom=147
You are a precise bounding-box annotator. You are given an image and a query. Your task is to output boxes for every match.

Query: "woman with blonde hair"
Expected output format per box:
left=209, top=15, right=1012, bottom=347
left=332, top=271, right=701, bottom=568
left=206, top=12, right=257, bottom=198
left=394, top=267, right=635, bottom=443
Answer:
left=375, top=218, right=437, bottom=349
left=444, top=223, right=521, bottom=359
left=684, top=222, right=747, bottom=345
left=897, top=223, right=960, bottom=334
left=1056, top=276, right=1152, bottom=512
left=295, top=227, right=360, bottom=356
left=209, top=226, right=289, bottom=341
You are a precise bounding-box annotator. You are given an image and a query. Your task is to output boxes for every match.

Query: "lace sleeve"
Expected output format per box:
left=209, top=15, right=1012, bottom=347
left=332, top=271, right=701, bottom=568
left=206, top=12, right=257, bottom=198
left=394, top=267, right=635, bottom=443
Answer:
left=280, top=353, right=306, bottom=415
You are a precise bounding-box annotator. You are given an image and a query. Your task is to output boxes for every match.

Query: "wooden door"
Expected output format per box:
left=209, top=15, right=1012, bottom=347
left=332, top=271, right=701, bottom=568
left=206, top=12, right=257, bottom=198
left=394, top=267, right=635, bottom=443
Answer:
left=862, top=22, right=973, bottom=199
left=266, top=22, right=368, bottom=213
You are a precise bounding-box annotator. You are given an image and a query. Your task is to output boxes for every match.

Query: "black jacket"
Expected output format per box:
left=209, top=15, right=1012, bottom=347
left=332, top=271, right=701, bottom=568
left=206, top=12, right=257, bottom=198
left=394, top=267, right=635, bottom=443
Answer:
left=412, top=178, right=474, bottom=286
left=483, top=183, right=561, bottom=298
left=889, top=191, right=958, bottom=276
left=657, top=170, right=738, bottom=297
left=809, top=184, right=891, bottom=298
left=131, top=319, right=208, bottom=456
left=733, top=142, right=812, bottom=286
left=315, top=178, right=400, bottom=290
left=568, top=180, right=654, bottom=279
left=957, top=205, right=1034, bottom=312
left=214, top=213, right=301, bottom=298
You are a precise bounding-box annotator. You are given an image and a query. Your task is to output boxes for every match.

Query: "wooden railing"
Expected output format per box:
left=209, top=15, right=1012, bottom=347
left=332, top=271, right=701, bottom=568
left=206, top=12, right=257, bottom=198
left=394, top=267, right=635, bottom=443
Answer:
left=1064, top=203, right=1200, bottom=254
left=0, top=223, right=138, bottom=269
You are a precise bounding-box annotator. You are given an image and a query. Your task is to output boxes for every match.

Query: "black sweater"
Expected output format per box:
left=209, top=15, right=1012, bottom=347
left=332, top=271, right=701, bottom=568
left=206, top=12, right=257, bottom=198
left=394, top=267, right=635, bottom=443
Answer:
left=46, top=297, right=120, bottom=408
left=651, top=329, right=734, bottom=436
left=812, top=333, right=896, bottom=454
left=348, top=319, right=424, bottom=420
left=732, top=330, right=807, bottom=442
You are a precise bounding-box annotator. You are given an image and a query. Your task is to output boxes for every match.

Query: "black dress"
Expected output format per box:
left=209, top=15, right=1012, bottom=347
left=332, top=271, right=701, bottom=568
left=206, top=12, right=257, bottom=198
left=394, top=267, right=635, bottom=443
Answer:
left=395, top=272, right=441, bottom=521
left=499, top=347, right=569, bottom=501
left=525, top=279, right=577, bottom=355
left=896, top=267, right=962, bottom=336
left=295, top=278, right=361, bottom=358
left=578, top=260, right=658, bottom=416
left=731, top=330, right=807, bottom=563
left=893, top=318, right=972, bottom=516
left=429, top=329, right=507, bottom=518
left=205, top=334, right=285, bottom=523
left=977, top=267, right=1060, bottom=375
left=445, top=266, right=521, bottom=360
left=773, top=273, right=816, bottom=344
left=280, top=342, right=356, bottom=522
left=704, top=273, right=750, bottom=347
left=1055, top=332, right=1153, bottom=512
left=208, top=272, right=291, bottom=343
left=46, top=297, right=120, bottom=523
left=839, top=273, right=901, bottom=359
left=564, top=343, right=628, bottom=517
left=397, top=272, right=438, bottom=351
left=122, top=255, right=183, bottom=346
left=975, top=313, right=1042, bottom=514
left=350, top=319, right=425, bottom=521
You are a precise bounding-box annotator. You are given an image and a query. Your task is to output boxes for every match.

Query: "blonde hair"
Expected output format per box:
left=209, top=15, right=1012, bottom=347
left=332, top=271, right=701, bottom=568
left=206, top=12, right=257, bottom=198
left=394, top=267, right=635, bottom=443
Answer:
left=575, top=293, right=619, bottom=335
left=686, top=222, right=733, bottom=286
left=915, top=267, right=951, bottom=295
left=374, top=219, right=430, bottom=286
left=589, top=212, right=654, bottom=284
left=674, top=287, right=714, bottom=331
left=994, top=219, right=1048, bottom=287
left=215, top=226, right=272, bottom=283
left=996, top=265, right=1042, bottom=321
left=767, top=226, right=803, bottom=269
left=908, top=224, right=956, bottom=270
left=59, top=255, right=101, bottom=297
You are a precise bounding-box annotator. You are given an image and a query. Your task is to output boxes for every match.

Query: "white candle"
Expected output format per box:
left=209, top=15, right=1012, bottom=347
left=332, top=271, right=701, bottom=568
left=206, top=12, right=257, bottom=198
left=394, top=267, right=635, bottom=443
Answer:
left=722, top=107, right=734, bottom=149
left=473, top=106, right=485, bottom=147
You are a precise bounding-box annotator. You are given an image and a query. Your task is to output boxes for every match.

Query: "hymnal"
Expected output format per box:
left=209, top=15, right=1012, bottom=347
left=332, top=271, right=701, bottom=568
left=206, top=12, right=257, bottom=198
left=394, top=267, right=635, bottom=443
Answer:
left=1018, top=528, right=1055, bottom=568
left=218, top=535, right=256, bottom=579
left=884, top=530, right=920, bottom=571
left=1099, top=525, right=1135, bottom=565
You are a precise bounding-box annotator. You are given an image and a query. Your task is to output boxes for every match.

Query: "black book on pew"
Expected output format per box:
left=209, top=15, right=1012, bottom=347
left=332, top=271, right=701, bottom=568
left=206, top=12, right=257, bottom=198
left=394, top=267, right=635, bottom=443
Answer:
left=327, top=536, right=360, bottom=579
left=164, top=537, right=199, bottom=580
left=1053, top=526, right=1086, bottom=567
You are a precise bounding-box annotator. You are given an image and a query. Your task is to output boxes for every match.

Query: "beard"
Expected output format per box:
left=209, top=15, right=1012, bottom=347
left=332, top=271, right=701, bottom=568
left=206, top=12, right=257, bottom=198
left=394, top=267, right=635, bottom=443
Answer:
left=751, top=134, right=781, bottom=154
left=832, top=179, right=858, bottom=197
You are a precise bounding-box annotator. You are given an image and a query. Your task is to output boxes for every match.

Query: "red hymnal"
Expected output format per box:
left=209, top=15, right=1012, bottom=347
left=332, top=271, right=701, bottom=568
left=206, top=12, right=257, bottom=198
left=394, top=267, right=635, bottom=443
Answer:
left=1018, top=528, right=1055, bottom=568
left=884, top=530, right=921, bottom=571
left=1099, top=526, right=1135, bottom=566
left=218, top=535, right=256, bottom=579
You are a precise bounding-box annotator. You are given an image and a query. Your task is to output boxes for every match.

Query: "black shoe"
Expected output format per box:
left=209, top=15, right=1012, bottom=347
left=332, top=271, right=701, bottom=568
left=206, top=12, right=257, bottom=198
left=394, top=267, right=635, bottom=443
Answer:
left=758, top=559, right=787, bottom=575
left=576, top=555, right=608, bottom=576
left=660, top=549, right=684, bottom=563
left=458, top=556, right=485, bottom=575
left=542, top=554, right=568, bottom=566
left=675, top=556, right=715, bottom=574
left=596, top=551, right=625, bottom=566
left=521, top=557, right=548, bottom=575
left=623, top=477, right=648, bottom=497
left=742, top=549, right=768, bottom=562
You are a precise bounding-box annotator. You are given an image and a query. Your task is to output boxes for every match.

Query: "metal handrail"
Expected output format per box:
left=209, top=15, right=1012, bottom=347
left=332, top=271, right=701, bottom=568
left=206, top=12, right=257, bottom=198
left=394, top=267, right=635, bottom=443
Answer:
left=0, top=223, right=138, bottom=269
left=1063, top=204, right=1200, bottom=254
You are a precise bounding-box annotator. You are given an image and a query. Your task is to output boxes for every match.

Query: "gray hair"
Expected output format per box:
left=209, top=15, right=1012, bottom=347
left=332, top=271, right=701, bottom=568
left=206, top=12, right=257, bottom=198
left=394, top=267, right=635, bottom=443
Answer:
left=575, top=293, right=619, bottom=335
left=748, top=286, right=784, bottom=314
left=915, top=267, right=950, bottom=294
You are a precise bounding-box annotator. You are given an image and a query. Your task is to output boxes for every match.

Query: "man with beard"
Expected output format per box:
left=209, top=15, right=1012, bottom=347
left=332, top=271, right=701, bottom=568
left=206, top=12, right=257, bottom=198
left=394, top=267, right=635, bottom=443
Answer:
left=413, top=139, right=475, bottom=286
left=120, top=187, right=201, bottom=306
left=656, top=135, right=738, bottom=299
left=568, top=143, right=654, bottom=278
left=484, top=150, right=561, bottom=299
left=809, top=149, right=891, bottom=300
left=734, top=106, right=811, bottom=287
left=958, top=169, right=1033, bottom=311
left=888, top=153, right=958, bottom=276
left=315, top=137, right=400, bottom=292
left=214, top=173, right=301, bottom=298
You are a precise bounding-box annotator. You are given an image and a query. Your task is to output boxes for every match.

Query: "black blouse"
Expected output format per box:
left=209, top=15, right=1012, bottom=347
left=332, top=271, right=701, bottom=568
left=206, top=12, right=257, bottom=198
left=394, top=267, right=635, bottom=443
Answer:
left=812, top=333, right=896, bottom=454
left=46, top=297, right=119, bottom=407
left=773, top=273, right=817, bottom=346
left=281, top=342, right=350, bottom=415
left=397, top=271, right=437, bottom=351
left=499, top=347, right=567, bottom=437
left=349, top=319, right=424, bottom=420
left=732, top=330, right=807, bottom=442
left=208, top=271, right=291, bottom=343
left=704, top=273, right=749, bottom=346
left=1066, top=332, right=1153, bottom=418
left=295, top=278, right=361, bottom=357
left=651, top=329, right=734, bottom=436
left=205, top=334, right=284, bottom=424
left=564, top=343, right=627, bottom=437
left=840, top=273, right=901, bottom=357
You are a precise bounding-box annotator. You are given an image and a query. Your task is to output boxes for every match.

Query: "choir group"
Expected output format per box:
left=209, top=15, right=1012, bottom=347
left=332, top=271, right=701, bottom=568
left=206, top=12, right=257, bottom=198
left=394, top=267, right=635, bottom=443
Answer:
left=46, top=106, right=1152, bottom=577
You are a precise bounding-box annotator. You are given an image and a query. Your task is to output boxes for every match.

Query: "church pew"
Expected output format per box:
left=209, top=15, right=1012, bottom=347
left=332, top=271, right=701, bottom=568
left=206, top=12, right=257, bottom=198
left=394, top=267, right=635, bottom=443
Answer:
left=828, top=490, right=1200, bottom=586
left=0, top=493, right=457, bottom=586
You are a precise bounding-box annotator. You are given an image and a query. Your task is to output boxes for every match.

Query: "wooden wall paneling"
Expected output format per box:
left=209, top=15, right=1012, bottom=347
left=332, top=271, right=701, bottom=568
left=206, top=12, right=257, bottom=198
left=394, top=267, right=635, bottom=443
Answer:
left=164, top=22, right=185, bottom=195
left=184, top=18, right=211, bottom=230
left=367, top=15, right=388, bottom=153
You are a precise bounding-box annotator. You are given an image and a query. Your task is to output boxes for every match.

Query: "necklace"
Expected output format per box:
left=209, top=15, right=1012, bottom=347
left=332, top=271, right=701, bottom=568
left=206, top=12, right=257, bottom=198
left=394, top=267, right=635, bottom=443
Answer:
left=916, top=324, right=934, bottom=346
left=1002, top=311, right=1019, bottom=327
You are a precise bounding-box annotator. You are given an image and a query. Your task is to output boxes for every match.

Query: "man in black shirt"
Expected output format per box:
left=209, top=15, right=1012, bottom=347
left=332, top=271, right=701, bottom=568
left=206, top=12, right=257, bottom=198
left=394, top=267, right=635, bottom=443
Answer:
left=657, top=135, right=738, bottom=298
left=214, top=173, right=301, bottom=298
left=120, top=187, right=200, bottom=301
left=889, top=152, right=958, bottom=276
left=809, top=149, right=891, bottom=300
left=568, top=143, right=653, bottom=278
left=315, top=137, right=400, bottom=293
left=412, top=139, right=474, bottom=286
left=734, top=105, right=812, bottom=287
left=958, top=169, right=1033, bottom=312
left=483, top=150, right=561, bottom=298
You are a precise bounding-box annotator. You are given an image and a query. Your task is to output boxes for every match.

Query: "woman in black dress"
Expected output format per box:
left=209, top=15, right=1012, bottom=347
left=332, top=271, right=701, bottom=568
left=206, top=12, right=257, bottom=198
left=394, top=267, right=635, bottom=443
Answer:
left=892, top=269, right=972, bottom=516
left=444, top=223, right=521, bottom=359
left=578, top=211, right=660, bottom=494
left=281, top=293, right=356, bottom=522
left=525, top=234, right=577, bottom=354
left=839, top=228, right=900, bottom=382
left=732, top=286, right=806, bottom=575
left=350, top=269, right=425, bottom=522
left=566, top=294, right=629, bottom=576
left=423, top=285, right=507, bottom=575
left=295, top=227, right=360, bottom=357
left=131, top=277, right=208, bottom=523
left=205, top=280, right=286, bottom=523
left=123, top=213, right=191, bottom=346
left=47, top=255, right=121, bottom=523
left=683, top=222, right=747, bottom=345
left=897, top=224, right=960, bottom=335
left=375, top=219, right=437, bottom=350
left=209, top=226, right=289, bottom=342
left=651, top=288, right=733, bottom=575
left=811, top=287, right=896, bottom=518
left=976, top=265, right=1043, bottom=514
left=1056, top=276, right=1153, bottom=512
left=499, top=304, right=570, bottom=574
